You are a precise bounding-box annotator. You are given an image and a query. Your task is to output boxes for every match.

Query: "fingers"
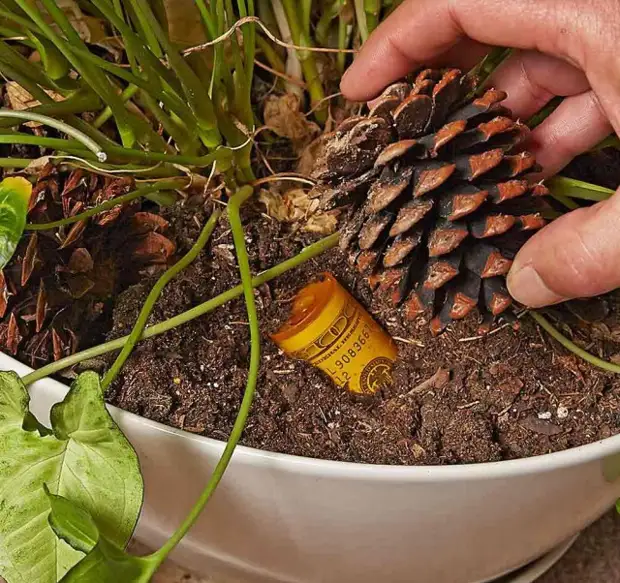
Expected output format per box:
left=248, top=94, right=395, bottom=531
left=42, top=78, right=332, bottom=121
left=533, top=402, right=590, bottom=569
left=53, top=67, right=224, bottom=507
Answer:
left=341, top=0, right=586, bottom=101
left=527, top=91, right=613, bottom=176
left=507, top=189, right=620, bottom=307
left=490, top=51, right=589, bottom=120
left=341, top=0, right=461, bottom=100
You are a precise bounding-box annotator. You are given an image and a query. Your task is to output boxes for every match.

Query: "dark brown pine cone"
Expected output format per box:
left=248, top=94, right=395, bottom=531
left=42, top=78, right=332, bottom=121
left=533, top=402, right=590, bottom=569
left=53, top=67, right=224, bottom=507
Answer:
left=310, top=68, right=550, bottom=335
left=0, top=165, right=176, bottom=365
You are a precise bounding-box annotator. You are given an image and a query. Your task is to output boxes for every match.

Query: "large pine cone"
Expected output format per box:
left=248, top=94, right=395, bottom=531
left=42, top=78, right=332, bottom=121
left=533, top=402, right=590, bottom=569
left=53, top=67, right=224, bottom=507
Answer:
left=311, top=68, right=549, bottom=335
left=0, top=166, right=176, bottom=365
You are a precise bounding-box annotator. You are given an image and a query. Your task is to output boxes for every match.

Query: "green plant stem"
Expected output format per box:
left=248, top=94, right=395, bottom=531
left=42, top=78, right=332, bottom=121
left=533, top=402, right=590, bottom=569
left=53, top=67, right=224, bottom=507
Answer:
left=128, top=0, right=221, bottom=147
left=316, top=0, right=345, bottom=46
left=364, top=0, right=380, bottom=36
left=549, top=192, right=579, bottom=210
left=281, top=0, right=326, bottom=122
left=337, top=8, right=348, bottom=73
left=353, top=0, right=369, bottom=43
left=0, top=109, right=107, bottom=162
left=548, top=176, right=616, bottom=202
left=468, top=47, right=512, bottom=95
left=150, top=185, right=259, bottom=566
left=256, top=34, right=286, bottom=73
left=527, top=96, right=563, bottom=129
left=21, top=233, right=339, bottom=386
left=15, top=0, right=140, bottom=147
left=102, top=208, right=221, bottom=390
left=94, top=84, right=140, bottom=129
left=0, top=158, right=32, bottom=168
left=530, top=312, right=620, bottom=374
left=24, top=180, right=184, bottom=231
left=0, top=132, right=230, bottom=167
left=301, top=0, right=312, bottom=37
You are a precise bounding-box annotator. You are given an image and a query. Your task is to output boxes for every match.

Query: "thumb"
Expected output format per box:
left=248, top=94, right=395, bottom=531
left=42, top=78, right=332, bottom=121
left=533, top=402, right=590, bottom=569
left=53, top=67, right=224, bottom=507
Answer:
left=507, top=189, right=620, bottom=308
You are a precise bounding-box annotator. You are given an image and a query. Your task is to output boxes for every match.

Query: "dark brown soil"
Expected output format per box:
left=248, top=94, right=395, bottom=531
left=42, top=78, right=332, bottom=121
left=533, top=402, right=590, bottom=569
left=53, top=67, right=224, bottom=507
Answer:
left=100, top=185, right=620, bottom=466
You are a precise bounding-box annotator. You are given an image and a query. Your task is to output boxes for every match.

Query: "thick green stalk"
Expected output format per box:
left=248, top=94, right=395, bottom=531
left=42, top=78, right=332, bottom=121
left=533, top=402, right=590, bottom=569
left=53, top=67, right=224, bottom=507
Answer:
left=139, top=91, right=199, bottom=154
left=194, top=0, right=217, bottom=37
left=0, top=158, right=32, bottom=168
left=256, top=35, right=286, bottom=73
left=13, top=0, right=139, bottom=147
left=337, top=8, right=348, bottom=73
left=25, top=181, right=184, bottom=231
left=0, top=39, right=56, bottom=89
left=353, top=0, right=369, bottom=43
left=21, top=233, right=339, bottom=385
left=232, top=0, right=257, bottom=179
left=86, top=1, right=195, bottom=123
left=364, top=0, right=381, bottom=36
left=102, top=208, right=221, bottom=390
left=94, top=84, right=140, bottom=129
left=531, top=312, right=620, bottom=374
left=316, top=0, right=346, bottom=46
left=237, top=0, right=257, bottom=89
left=129, top=0, right=222, bottom=147
left=301, top=0, right=312, bottom=37
left=151, top=186, right=259, bottom=566
left=0, top=8, right=41, bottom=34
left=125, top=0, right=162, bottom=57
left=281, top=0, right=327, bottom=122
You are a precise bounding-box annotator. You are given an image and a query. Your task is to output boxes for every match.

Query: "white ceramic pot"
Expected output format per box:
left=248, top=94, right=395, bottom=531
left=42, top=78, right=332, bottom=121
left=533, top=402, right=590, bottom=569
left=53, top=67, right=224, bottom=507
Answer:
left=7, top=352, right=620, bottom=583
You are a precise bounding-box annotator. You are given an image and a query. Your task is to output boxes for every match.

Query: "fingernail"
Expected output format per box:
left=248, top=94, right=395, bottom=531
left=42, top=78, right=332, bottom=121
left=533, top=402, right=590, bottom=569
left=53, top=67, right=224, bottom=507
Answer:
left=507, top=265, right=565, bottom=308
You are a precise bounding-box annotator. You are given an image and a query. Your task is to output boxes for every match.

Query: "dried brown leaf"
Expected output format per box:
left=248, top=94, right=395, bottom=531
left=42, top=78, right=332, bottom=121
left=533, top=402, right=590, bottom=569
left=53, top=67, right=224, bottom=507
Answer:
left=130, top=212, right=170, bottom=234
left=21, top=233, right=40, bottom=286
left=408, top=367, right=451, bottom=395
left=36, top=279, right=47, bottom=333
left=163, top=0, right=207, bottom=45
left=131, top=232, right=176, bottom=264
left=7, top=313, right=22, bottom=355
left=259, top=188, right=338, bottom=236
left=6, top=83, right=64, bottom=127
left=67, top=248, right=94, bottom=273
left=52, top=328, right=64, bottom=362
left=0, top=272, right=8, bottom=318
left=264, top=94, right=320, bottom=148
left=59, top=220, right=87, bottom=249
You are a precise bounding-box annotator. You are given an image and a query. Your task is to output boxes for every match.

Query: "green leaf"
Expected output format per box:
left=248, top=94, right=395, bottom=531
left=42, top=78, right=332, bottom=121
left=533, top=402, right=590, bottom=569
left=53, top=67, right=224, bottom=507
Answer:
left=0, top=176, right=31, bottom=269
left=46, top=493, right=155, bottom=583
left=0, top=371, right=143, bottom=583
left=59, top=537, right=155, bottom=583
left=547, top=176, right=616, bottom=203
left=45, top=486, right=99, bottom=555
left=26, top=32, right=71, bottom=80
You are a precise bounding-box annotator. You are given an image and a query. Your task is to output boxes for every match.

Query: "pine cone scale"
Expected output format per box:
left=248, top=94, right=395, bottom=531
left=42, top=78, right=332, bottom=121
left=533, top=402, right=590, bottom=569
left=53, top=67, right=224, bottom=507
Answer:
left=312, top=68, right=549, bottom=335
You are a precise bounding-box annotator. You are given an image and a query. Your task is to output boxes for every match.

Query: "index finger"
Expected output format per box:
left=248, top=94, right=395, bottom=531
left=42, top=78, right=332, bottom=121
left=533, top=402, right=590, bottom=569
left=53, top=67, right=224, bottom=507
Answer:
left=341, top=0, right=580, bottom=101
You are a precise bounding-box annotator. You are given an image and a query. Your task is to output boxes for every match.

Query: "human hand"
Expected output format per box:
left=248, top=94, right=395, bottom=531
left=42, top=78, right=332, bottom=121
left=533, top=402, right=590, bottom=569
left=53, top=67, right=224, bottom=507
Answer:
left=340, top=0, right=620, bottom=308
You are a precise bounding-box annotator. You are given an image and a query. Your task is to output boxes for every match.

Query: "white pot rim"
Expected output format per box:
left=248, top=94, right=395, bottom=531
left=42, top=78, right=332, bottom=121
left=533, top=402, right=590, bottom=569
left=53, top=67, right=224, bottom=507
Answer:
left=8, top=353, right=620, bottom=482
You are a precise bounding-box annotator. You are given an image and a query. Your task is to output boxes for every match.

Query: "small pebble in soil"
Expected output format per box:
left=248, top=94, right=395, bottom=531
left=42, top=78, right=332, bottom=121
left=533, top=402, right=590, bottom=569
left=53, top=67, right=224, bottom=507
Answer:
left=557, top=405, right=569, bottom=420
left=538, top=411, right=552, bottom=420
